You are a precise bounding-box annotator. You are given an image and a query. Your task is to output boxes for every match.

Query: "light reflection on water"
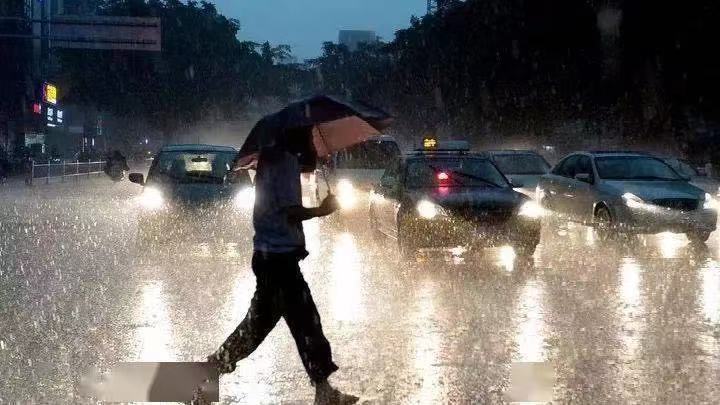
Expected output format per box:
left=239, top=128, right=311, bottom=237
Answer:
left=130, top=280, right=177, bottom=361
left=497, top=245, right=516, bottom=272
left=513, top=280, right=548, bottom=363
left=408, top=281, right=444, bottom=404
left=699, top=260, right=720, bottom=357
left=329, top=232, right=363, bottom=322
left=656, top=232, right=688, bottom=259
left=618, top=258, right=642, bottom=360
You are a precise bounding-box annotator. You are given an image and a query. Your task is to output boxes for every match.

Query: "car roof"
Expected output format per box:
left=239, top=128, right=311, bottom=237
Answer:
left=159, top=144, right=238, bottom=153
left=583, top=150, right=653, bottom=157
left=405, top=151, right=487, bottom=159
left=483, top=149, right=541, bottom=155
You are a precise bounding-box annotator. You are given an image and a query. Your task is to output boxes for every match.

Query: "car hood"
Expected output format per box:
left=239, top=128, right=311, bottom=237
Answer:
left=603, top=180, right=704, bottom=200
left=689, top=176, right=720, bottom=195
left=505, top=174, right=543, bottom=198
left=154, top=182, right=236, bottom=205
left=407, top=187, right=525, bottom=211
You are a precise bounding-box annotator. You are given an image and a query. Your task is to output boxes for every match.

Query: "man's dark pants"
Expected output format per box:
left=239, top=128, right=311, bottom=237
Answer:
left=218, top=251, right=338, bottom=382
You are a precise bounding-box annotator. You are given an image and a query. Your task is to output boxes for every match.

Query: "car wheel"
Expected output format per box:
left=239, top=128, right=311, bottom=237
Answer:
left=686, top=230, right=711, bottom=244
left=594, top=206, right=616, bottom=242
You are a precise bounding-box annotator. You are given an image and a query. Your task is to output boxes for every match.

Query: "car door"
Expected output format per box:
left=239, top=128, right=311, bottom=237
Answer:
left=565, top=155, right=596, bottom=222
left=545, top=155, right=579, bottom=216
left=373, top=160, right=403, bottom=236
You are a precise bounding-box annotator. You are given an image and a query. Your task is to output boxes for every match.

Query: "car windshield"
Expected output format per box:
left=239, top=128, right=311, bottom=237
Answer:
left=148, top=151, right=236, bottom=184
left=492, top=154, right=550, bottom=175
left=335, top=140, right=400, bottom=170
left=595, top=156, right=683, bottom=181
left=666, top=159, right=699, bottom=177
left=405, top=158, right=508, bottom=188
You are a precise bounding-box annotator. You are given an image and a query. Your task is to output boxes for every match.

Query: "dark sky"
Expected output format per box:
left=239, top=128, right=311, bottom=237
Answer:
left=210, top=0, right=427, bottom=60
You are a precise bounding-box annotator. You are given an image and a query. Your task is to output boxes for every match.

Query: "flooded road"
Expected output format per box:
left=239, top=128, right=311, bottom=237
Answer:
left=1, top=180, right=720, bottom=403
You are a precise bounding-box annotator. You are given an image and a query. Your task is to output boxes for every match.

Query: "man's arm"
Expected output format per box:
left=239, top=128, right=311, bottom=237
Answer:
left=285, top=195, right=339, bottom=223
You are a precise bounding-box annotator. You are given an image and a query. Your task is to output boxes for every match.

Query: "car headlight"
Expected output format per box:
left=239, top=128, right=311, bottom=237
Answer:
left=623, top=192, right=649, bottom=210
left=703, top=192, right=716, bottom=210
left=139, top=187, right=165, bottom=210
left=234, top=187, right=255, bottom=210
left=416, top=199, right=445, bottom=219
left=518, top=200, right=545, bottom=218
left=337, top=178, right=357, bottom=209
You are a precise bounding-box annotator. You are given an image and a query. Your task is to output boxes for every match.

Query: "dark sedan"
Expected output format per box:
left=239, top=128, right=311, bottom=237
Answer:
left=368, top=150, right=543, bottom=259
left=129, top=144, right=253, bottom=243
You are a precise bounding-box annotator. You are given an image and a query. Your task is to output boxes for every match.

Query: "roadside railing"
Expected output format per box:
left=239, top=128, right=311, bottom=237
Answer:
left=29, top=160, right=107, bottom=185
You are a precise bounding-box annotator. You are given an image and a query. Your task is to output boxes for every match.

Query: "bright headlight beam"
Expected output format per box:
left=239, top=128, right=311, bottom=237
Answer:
left=703, top=192, right=716, bottom=210
left=336, top=179, right=357, bottom=209
left=518, top=201, right=545, bottom=218
left=234, top=187, right=255, bottom=210
left=417, top=200, right=439, bottom=219
left=139, top=187, right=164, bottom=210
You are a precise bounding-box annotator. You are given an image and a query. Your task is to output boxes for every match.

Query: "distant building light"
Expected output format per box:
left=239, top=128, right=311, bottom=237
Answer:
left=43, top=83, right=58, bottom=105
left=145, top=138, right=149, bottom=144
left=32, top=103, right=42, bottom=114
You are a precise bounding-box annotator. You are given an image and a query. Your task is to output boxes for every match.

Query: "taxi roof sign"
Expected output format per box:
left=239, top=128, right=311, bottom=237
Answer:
left=423, top=137, right=438, bottom=149
left=418, top=139, right=470, bottom=152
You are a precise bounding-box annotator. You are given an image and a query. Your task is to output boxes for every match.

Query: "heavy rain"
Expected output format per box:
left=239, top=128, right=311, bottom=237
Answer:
left=2, top=0, right=720, bottom=404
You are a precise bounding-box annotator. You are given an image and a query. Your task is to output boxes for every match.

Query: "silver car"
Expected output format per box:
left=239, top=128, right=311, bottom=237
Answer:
left=538, top=152, right=717, bottom=243
left=483, top=150, right=551, bottom=198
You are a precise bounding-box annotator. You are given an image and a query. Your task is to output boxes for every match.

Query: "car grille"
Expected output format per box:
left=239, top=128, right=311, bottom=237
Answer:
left=452, top=207, right=514, bottom=224
left=652, top=198, right=698, bottom=211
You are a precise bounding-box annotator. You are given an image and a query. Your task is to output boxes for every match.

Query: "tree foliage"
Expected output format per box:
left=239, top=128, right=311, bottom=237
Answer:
left=312, top=0, right=720, bottom=154
left=57, top=0, right=312, bottom=139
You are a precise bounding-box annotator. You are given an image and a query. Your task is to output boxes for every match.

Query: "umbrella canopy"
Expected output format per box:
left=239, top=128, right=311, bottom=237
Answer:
left=234, top=95, right=392, bottom=170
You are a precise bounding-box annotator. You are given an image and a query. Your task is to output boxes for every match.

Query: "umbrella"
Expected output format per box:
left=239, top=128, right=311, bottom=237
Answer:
left=234, top=95, right=392, bottom=170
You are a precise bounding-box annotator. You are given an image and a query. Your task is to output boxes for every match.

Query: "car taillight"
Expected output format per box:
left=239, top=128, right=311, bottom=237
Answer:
left=437, top=172, right=449, bottom=181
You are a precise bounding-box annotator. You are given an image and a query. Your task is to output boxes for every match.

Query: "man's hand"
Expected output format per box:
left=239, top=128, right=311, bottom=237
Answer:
left=318, top=194, right=340, bottom=216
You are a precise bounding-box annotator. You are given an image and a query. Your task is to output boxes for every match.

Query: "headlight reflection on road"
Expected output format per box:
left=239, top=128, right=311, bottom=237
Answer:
left=138, top=187, right=165, bottom=210
left=234, top=187, right=255, bottom=210
left=657, top=232, right=688, bottom=259
left=701, top=261, right=720, bottom=325
left=336, top=179, right=357, bottom=210
left=498, top=245, right=516, bottom=272
left=618, top=258, right=642, bottom=359
left=409, top=281, right=445, bottom=404
left=513, top=280, right=548, bottom=363
left=329, top=232, right=363, bottom=322
left=131, top=280, right=177, bottom=361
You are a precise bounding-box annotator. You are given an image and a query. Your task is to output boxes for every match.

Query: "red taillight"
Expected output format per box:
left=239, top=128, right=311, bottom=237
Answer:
left=437, top=172, right=449, bottom=181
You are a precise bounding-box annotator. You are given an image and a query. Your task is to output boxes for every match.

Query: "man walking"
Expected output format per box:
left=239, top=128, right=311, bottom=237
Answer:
left=208, top=129, right=357, bottom=404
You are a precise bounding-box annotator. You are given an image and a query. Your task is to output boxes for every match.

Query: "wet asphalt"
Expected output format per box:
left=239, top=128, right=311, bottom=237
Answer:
left=1, top=178, right=720, bottom=404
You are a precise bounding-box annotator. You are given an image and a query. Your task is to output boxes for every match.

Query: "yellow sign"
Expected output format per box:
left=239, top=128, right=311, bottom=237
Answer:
left=423, top=137, right=437, bottom=149
left=44, top=83, right=58, bottom=105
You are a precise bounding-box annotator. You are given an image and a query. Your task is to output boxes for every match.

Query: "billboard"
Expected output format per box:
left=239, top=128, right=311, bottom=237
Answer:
left=49, top=16, right=161, bottom=51
left=43, top=83, right=58, bottom=105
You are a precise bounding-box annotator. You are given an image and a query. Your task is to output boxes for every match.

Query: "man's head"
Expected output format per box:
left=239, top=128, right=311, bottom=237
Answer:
left=283, top=126, right=317, bottom=172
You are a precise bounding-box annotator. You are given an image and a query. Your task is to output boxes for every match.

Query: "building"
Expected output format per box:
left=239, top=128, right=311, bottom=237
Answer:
left=338, top=30, right=377, bottom=52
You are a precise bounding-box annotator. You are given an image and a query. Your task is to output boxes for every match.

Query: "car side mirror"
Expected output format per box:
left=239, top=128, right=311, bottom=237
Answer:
left=510, top=180, right=524, bottom=188
left=574, top=173, right=592, bottom=184
left=129, top=173, right=145, bottom=185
